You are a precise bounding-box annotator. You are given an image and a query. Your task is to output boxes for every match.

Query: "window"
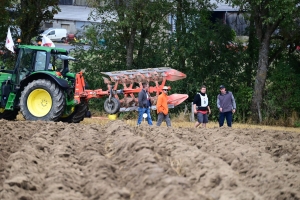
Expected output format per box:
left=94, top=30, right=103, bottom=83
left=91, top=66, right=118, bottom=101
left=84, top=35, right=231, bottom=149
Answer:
left=48, top=30, right=55, bottom=36
left=16, top=48, right=35, bottom=82
left=35, top=51, right=47, bottom=71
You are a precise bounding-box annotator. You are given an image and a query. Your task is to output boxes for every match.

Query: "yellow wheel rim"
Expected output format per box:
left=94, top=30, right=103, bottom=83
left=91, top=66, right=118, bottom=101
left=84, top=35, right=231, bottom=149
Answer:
left=0, top=108, right=5, bottom=113
left=27, top=89, right=52, bottom=117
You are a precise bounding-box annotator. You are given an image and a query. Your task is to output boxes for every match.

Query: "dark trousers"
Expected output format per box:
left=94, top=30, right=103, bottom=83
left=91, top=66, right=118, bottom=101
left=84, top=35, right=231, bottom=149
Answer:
left=156, top=113, right=171, bottom=127
left=219, top=111, right=232, bottom=127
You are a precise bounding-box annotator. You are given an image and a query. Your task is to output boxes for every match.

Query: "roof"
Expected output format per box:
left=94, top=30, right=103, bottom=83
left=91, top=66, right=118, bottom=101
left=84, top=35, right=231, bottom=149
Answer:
left=53, top=5, right=100, bottom=22
left=54, top=3, right=238, bottom=23
left=19, top=45, right=67, bottom=53
left=53, top=5, right=117, bottom=23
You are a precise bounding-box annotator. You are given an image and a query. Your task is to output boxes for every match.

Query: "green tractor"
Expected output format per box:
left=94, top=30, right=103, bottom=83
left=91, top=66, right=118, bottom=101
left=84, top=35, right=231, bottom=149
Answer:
left=0, top=45, right=88, bottom=123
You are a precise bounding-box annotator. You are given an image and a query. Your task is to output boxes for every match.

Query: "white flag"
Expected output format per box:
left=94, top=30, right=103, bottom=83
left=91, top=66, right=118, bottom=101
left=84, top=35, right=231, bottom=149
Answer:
left=41, top=35, right=55, bottom=47
left=5, top=28, right=15, bottom=53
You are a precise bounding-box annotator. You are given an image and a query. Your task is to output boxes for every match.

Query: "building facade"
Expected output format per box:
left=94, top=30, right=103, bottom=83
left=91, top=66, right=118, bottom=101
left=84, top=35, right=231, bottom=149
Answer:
left=42, top=0, right=99, bottom=35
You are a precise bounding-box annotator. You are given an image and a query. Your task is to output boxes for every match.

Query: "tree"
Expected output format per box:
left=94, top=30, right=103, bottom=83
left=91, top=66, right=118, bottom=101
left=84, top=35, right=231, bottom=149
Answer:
left=74, top=0, right=252, bottom=121
left=90, top=0, right=173, bottom=68
left=0, top=0, right=13, bottom=47
left=11, top=0, right=60, bottom=44
left=220, top=0, right=300, bottom=122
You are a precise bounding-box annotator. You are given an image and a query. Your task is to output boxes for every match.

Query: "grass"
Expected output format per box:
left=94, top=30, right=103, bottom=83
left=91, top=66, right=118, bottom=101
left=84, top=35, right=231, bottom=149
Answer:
left=83, top=117, right=300, bottom=133
left=16, top=113, right=300, bottom=133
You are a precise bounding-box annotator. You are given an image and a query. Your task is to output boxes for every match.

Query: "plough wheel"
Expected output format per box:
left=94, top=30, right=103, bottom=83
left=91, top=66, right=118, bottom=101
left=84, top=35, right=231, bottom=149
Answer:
left=104, top=97, right=120, bottom=114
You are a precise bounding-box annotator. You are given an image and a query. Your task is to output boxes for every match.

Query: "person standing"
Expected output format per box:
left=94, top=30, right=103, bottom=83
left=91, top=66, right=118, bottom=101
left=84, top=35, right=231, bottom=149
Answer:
left=137, top=82, right=153, bottom=125
left=193, top=85, right=211, bottom=128
left=217, top=85, right=236, bottom=127
left=156, top=86, right=171, bottom=127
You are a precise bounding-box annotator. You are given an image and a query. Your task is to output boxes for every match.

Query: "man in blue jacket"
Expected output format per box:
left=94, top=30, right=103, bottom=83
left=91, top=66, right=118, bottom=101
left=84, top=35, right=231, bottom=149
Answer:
left=137, top=82, right=153, bottom=125
left=217, top=85, right=236, bottom=127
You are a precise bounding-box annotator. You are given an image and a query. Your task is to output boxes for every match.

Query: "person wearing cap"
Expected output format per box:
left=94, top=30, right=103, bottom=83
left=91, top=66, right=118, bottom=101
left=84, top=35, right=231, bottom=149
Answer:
left=137, top=82, right=153, bottom=126
left=193, top=85, right=211, bottom=128
left=217, top=85, right=236, bottom=127
left=156, top=86, right=171, bottom=127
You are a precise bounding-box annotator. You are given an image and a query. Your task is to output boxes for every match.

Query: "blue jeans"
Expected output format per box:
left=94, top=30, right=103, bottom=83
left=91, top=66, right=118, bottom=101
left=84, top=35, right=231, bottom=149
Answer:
left=219, top=111, right=232, bottom=127
left=137, top=107, right=153, bottom=125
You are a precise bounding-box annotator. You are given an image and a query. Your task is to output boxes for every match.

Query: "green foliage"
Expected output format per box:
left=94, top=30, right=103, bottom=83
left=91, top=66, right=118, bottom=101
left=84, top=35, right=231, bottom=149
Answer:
left=72, top=0, right=255, bottom=123
left=88, top=0, right=173, bottom=68
left=233, top=84, right=253, bottom=122
left=220, top=0, right=300, bottom=122
left=13, top=0, right=60, bottom=44
left=1, top=1, right=60, bottom=46
left=0, top=53, right=17, bottom=70
left=0, top=0, right=14, bottom=50
left=264, top=52, right=300, bottom=121
left=73, top=0, right=300, bottom=126
left=294, top=121, right=300, bottom=128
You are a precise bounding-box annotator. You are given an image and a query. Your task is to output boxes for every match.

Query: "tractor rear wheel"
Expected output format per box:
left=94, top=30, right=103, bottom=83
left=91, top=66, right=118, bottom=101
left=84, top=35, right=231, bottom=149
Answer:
left=0, top=110, right=18, bottom=120
left=104, top=97, right=120, bottom=114
left=20, top=79, right=65, bottom=121
left=60, top=103, right=88, bottom=123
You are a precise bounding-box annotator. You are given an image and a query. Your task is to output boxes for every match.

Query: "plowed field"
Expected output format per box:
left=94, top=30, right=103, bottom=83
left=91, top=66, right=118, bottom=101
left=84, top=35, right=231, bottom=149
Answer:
left=0, top=120, right=299, bottom=200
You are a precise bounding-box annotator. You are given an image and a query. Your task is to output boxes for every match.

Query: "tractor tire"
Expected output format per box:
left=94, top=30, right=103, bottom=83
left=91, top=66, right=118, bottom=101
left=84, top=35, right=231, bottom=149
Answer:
left=60, top=103, right=88, bottom=123
left=0, top=110, right=18, bottom=120
left=85, top=110, right=91, bottom=118
left=104, top=97, right=120, bottom=114
left=20, top=79, right=65, bottom=121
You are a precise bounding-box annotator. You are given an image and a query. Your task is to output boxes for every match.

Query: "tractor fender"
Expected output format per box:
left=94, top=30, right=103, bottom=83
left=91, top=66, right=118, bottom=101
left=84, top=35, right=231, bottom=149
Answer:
left=20, top=72, right=70, bottom=90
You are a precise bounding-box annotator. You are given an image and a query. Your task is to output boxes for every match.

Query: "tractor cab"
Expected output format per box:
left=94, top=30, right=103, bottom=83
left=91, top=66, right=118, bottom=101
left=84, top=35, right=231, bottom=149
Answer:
left=50, top=53, right=76, bottom=76
left=11, top=45, right=71, bottom=85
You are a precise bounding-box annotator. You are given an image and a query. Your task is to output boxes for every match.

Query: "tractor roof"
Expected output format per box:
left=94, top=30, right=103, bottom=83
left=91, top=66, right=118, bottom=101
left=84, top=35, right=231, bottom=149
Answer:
left=18, top=45, right=68, bottom=53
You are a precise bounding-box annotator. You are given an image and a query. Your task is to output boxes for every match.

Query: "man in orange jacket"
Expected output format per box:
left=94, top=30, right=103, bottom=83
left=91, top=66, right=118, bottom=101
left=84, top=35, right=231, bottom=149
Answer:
left=156, top=86, right=171, bottom=127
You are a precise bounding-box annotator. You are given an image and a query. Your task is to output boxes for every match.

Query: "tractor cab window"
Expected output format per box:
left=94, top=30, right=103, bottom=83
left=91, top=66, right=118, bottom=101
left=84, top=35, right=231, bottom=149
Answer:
left=15, top=48, right=35, bottom=82
left=34, top=51, right=47, bottom=71
left=51, top=54, right=75, bottom=75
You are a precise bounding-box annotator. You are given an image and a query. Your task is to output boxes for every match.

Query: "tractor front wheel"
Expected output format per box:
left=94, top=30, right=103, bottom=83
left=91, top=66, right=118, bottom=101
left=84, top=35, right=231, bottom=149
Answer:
left=20, top=79, right=65, bottom=121
left=104, top=97, right=120, bottom=114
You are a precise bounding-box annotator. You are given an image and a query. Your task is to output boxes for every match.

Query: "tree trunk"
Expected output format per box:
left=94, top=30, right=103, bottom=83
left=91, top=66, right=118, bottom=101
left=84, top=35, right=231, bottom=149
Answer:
left=246, top=15, right=256, bottom=87
left=251, top=37, right=270, bottom=123
left=176, top=0, right=186, bottom=69
left=126, top=26, right=136, bottom=68
left=137, top=29, right=147, bottom=67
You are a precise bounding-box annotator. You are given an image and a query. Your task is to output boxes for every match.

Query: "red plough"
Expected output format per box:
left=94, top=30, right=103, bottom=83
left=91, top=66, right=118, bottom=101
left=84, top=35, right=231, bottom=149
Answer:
left=75, top=67, right=188, bottom=114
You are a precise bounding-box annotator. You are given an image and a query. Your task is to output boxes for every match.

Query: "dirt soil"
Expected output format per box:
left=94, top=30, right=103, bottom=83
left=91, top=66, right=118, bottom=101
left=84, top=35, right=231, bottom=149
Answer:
left=0, top=120, right=300, bottom=200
